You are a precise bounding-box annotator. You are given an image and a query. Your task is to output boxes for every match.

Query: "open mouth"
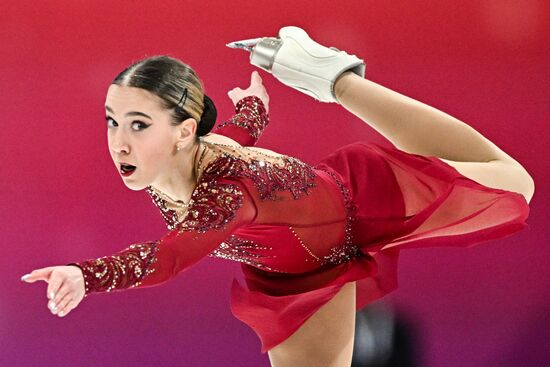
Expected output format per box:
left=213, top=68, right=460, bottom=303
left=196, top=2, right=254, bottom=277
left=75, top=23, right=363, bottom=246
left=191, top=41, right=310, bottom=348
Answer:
left=120, top=164, right=137, bottom=176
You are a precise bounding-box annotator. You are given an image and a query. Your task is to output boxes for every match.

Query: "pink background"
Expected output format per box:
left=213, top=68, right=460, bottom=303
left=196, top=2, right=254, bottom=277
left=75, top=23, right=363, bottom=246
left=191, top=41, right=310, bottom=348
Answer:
left=4, top=1, right=548, bottom=366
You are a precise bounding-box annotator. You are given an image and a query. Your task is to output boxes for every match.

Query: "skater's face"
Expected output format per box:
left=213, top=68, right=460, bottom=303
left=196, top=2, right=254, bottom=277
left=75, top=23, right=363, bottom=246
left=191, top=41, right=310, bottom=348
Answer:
left=104, top=84, right=197, bottom=190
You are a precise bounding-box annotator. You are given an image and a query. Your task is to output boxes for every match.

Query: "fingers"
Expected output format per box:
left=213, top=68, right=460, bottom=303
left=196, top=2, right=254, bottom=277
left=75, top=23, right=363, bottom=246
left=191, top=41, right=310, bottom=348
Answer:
left=227, top=71, right=267, bottom=105
left=47, top=286, right=65, bottom=315
left=52, top=282, right=70, bottom=306
left=51, top=291, right=74, bottom=317
left=228, top=71, right=262, bottom=96
left=227, top=88, right=241, bottom=102
left=46, top=269, right=64, bottom=301
left=250, top=70, right=262, bottom=85
left=21, top=267, right=55, bottom=284
left=49, top=281, right=80, bottom=317
left=228, top=87, right=242, bottom=95
left=56, top=299, right=76, bottom=317
left=22, top=266, right=82, bottom=318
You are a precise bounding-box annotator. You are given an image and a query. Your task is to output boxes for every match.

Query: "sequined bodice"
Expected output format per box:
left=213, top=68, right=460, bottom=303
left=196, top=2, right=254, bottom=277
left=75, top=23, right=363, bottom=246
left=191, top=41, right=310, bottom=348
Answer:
left=146, top=140, right=317, bottom=227
left=145, top=139, right=359, bottom=274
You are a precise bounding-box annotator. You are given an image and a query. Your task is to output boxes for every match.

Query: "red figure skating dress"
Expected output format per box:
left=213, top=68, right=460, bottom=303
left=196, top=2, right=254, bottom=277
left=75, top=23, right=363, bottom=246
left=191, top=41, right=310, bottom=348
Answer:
left=68, top=96, right=530, bottom=353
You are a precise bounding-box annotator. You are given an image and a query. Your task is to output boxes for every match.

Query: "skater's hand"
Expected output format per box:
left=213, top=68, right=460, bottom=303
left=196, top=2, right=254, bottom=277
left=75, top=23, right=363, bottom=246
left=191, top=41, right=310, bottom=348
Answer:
left=227, top=71, right=270, bottom=113
left=21, top=265, right=86, bottom=317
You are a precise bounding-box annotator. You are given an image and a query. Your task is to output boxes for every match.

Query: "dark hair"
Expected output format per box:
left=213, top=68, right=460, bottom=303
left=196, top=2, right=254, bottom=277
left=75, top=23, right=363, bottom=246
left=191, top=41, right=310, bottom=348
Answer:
left=111, top=55, right=217, bottom=141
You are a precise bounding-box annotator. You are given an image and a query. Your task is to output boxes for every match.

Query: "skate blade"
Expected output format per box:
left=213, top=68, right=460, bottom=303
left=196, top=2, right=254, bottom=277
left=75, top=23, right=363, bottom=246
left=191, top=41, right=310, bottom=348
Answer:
left=226, top=37, right=265, bottom=52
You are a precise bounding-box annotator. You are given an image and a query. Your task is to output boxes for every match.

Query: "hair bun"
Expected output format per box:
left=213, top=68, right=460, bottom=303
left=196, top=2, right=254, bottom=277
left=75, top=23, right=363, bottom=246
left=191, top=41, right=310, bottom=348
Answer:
left=197, top=95, right=217, bottom=136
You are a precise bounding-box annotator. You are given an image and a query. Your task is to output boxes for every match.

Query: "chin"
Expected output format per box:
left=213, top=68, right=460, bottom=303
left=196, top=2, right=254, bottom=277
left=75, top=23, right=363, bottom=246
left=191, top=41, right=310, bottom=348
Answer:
left=123, top=181, right=149, bottom=191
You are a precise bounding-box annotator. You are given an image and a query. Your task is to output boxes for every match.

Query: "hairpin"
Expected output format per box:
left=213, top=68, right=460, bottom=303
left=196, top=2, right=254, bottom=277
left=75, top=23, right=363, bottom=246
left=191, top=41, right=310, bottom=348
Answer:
left=177, top=87, right=188, bottom=106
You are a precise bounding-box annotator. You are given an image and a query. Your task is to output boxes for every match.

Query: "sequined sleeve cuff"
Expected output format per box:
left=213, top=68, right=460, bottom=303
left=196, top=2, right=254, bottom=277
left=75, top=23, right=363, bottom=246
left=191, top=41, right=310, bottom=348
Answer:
left=214, top=95, right=269, bottom=141
left=66, top=241, right=160, bottom=296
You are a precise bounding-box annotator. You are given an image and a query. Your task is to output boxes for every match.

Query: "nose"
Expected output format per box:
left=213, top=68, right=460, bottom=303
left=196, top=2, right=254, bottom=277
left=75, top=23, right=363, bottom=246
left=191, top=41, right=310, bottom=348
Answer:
left=109, top=130, right=130, bottom=155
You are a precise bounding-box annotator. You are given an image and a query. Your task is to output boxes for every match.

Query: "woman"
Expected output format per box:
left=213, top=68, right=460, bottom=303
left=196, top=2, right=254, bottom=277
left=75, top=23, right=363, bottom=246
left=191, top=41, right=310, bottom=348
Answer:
left=22, top=26, right=533, bottom=367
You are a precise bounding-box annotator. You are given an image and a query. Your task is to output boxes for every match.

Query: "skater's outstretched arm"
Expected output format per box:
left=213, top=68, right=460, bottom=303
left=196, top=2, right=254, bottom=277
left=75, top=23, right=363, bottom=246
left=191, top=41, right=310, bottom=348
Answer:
left=213, top=71, right=270, bottom=146
left=21, top=177, right=257, bottom=318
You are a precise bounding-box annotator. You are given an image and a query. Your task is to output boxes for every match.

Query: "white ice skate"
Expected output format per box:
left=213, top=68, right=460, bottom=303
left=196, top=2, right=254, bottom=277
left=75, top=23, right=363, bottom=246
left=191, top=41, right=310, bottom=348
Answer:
left=226, top=26, right=366, bottom=103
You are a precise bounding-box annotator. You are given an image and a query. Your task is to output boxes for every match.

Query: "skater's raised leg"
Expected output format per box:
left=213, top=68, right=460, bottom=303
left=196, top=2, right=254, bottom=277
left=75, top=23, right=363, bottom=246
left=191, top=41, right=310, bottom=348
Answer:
left=334, top=72, right=535, bottom=203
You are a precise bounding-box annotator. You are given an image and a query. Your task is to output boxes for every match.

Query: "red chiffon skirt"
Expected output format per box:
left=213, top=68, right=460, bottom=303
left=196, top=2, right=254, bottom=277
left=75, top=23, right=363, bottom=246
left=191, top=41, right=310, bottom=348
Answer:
left=229, top=142, right=530, bottom=353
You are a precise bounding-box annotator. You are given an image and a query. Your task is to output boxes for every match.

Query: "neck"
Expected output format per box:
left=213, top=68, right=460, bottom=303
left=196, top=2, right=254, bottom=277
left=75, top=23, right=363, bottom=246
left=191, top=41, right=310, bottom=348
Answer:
left=151, top=140, right=202, bottom=203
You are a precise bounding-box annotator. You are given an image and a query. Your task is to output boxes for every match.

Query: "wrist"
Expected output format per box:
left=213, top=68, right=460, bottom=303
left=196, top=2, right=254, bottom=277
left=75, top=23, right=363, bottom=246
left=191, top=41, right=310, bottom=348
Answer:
left=235, top=95, right=267, bottom=114
left=235, top=96, right=269, bottom=125
left=66, top=263, right=90, bottom=297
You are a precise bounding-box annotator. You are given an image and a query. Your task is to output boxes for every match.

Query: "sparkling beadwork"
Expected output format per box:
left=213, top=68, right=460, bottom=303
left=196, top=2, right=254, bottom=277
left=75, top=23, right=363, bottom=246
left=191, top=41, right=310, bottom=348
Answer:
left=213, top=95, right=269, bottom=139
left=315, top=167, right=360, bottom=266
left=145, top=186, right=181, bottom=230
left=68, top=241, right=159, bottom=295
left=208, top=235, right=282, bottom=272
left=319, top=244, right=360, bottom=266
left=201, top=148, right=317, bottom=201
left=177, top=180, right=244, bottom=234
left=289, top=226, right=320, bottom=262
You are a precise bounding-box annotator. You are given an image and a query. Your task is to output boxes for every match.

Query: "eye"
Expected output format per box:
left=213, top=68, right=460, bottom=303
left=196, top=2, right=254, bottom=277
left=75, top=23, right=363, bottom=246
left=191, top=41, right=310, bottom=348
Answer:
left=131, top=120, right=150, bottom=131
left=105, top=116, right=117, bottom=128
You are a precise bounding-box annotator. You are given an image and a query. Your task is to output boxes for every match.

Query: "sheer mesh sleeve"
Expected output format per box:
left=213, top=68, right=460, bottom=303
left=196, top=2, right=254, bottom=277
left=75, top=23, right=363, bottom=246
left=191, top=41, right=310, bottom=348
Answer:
left=67, top=178, right=257, bottom=297
left=212, top=96, right=269, bottom=146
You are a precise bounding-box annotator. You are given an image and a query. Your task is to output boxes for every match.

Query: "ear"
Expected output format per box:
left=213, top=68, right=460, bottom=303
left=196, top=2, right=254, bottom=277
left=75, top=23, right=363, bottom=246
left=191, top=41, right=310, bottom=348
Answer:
left=175, top=117, right=198, bottom=146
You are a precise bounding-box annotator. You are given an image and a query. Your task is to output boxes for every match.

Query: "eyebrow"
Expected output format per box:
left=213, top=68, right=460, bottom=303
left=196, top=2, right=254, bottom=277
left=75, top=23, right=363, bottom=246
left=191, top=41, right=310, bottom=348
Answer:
left=105, top=105, right=153, bottom=120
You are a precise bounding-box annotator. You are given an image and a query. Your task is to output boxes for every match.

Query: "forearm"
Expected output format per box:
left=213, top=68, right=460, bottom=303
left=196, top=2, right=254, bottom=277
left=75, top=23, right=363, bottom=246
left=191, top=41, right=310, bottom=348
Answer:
left=334, top=72, right=517, bottom=164
left=212, top=95, right=269, bottom=146
left=67, top=241, right=162, bottom=296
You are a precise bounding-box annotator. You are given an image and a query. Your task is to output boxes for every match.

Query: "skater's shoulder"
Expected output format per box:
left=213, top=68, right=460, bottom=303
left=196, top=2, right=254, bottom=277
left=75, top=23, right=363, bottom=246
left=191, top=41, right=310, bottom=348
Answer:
left=200, top=133, right=243, bottom=147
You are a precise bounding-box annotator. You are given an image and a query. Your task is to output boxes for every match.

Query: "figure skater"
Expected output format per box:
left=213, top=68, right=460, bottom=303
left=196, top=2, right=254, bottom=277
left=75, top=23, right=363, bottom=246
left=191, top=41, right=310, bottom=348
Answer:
left=21, top=26, right=533, bottom=367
